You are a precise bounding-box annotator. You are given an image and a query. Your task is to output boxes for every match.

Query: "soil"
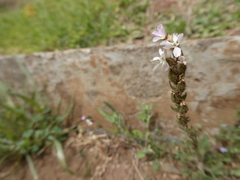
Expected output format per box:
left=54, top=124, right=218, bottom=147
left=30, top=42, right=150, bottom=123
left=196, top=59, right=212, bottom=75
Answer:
left=0, top=131, right=184, bottom=180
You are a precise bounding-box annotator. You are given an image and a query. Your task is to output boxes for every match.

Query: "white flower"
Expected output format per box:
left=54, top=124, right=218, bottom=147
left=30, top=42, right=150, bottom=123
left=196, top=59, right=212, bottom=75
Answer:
left=152, top=24, right=167, bottom=42
left=86, top=119, right=93, bottom=126
left=160, top=33, right=184, bottom=57
left=150, top=48, right=169, bottom=71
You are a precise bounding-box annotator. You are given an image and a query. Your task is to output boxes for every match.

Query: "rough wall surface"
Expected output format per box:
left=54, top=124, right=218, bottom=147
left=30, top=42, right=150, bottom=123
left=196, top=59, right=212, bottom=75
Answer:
left=1, top=37, right=240, bottom=134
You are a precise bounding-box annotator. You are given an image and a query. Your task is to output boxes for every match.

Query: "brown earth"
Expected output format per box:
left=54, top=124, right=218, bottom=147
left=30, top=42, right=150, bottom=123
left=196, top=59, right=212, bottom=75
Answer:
left=1, top=131, right=184, bottom=180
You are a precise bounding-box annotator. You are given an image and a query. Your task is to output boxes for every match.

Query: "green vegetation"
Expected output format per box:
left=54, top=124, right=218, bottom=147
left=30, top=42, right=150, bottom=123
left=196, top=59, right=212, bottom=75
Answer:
left=1, top=0, right=240, bottom=55
left=99, top=102, right=240, bottom=179
left=155, top=0, right=240, bottom=38
left=0, top=0, right=149, bottom=54
left=0, top=76, right=75, bottom=179
left=98, top=102, right=169, bottom=159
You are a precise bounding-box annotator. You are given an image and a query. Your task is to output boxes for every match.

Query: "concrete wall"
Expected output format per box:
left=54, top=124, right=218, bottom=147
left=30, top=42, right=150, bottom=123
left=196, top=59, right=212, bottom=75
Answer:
left=1, top=36, right=240, bottom=134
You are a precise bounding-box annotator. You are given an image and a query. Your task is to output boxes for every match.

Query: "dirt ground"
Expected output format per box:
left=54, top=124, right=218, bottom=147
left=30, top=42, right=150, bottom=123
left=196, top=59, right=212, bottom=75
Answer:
left=1, top=131, right=184, bottom=180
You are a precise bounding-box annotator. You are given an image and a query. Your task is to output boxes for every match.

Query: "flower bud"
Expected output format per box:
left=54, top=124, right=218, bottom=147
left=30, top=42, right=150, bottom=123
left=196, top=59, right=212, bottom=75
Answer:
left=167, top=34, right=173, bottom=42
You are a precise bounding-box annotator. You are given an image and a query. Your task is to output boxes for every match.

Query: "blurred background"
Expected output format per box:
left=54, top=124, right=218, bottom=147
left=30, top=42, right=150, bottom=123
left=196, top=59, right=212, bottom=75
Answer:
left=0, top=0, right=240, bottom=55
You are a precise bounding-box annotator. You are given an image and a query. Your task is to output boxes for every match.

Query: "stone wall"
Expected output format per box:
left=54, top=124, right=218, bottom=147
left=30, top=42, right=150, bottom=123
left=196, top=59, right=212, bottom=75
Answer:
left=1, top=36, right=240, bottom=134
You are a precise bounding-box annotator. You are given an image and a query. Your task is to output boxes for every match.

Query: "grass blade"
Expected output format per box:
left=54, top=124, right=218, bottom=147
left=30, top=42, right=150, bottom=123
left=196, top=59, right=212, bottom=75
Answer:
left=52, top=137, right=75, bottom=175
left=26, top=154, right=39, bottom=180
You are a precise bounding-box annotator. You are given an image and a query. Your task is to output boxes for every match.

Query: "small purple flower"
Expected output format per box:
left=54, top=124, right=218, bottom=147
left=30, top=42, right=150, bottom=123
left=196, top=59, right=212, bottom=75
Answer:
left=152, top=24, right=167, bottom=42
left=219, top=147, right=228, bottom=153
left=221, top=124, right=227, bottom=127
left=81, top=115, right=86, bottom=120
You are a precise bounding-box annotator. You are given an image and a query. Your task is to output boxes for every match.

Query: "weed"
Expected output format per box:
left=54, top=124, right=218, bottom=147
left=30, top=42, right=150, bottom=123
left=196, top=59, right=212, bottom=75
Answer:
left=0, top=80, right=75, bottom=178
left=98, top=102, right=169, bottom=160
left=99, top=102, right=240, bottom=179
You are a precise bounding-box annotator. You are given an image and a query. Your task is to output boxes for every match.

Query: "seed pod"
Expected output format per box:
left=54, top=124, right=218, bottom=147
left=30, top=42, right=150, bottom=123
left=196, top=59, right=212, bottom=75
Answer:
left=166, top=57, right=177, bottom=67
left=171, top=91, right=182, bottom=104
left=176, top=79, right=186, bottom=92
left=177, top=114, right=190, bottom=127
left=179, top=103, right=188, bottom=114
left=169, top=69, right=179, bottom=85
left=177, top=63, right=187, bottom=74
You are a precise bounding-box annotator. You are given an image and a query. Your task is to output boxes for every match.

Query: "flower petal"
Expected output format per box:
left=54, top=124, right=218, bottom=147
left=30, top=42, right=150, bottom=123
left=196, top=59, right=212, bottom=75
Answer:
left=177, top=33, right=184, bottom=43
left=153, top=63, right=160, bottom=71
left=152, top=31, right=162, bottom=36
left=157, top=24, right=166, bottom=36
left=172, top=34, right=178, bottom=43
left=160, top=40, right=173, bottom=49
left=86, top=119, right=93, bottom=126
left=159, top=48, right=165, bottom=56
left=153, top=36, right=163, bottom=42
left=151, top=57, right=160, bottom=61
left=173, top=47, right=182, bottom=57
left=162, top=62, right=170, bottom=72
left=219, top=147, right=228, bottom=153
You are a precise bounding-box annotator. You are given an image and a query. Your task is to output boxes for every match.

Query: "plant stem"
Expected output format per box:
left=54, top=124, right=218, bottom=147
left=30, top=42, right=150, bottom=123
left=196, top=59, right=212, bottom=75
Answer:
left=166, top=57, right=201, bottom=160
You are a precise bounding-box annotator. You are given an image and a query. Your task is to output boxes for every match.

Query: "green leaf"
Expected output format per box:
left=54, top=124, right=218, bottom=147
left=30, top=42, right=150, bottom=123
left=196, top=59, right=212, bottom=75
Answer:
left=137, top=151, right=146, bottom=159
left=97, top=108, right=115, bottom=123
left=137, top=147, right=150, bottom=159
left=10, top=92, right=42, bottom=111
left=0, top=102, right=32, bottom=120
left=181, top=92, right=187, bottom=100
left=231, top=168, right=240, bottom=177
left=104, top=101, right=117, bottom=112
left=170, top=106, right=179, bottom=112
left=22, top=129, right=34, bottom=138
left=31, top=145, right=40, bottom=153
left=111, top=129, right=121, bottom=134
left=169, top=81, right=176, bottom=90
left=137, top=113, right=148, bottom=121
left=140, top=104, right=147, bottom=111
left=199, top=134, right=211, bottom=157
left=56, top=117, right=64, bottom=123
left=132, top=130, right=143, bottom=138
left=43, top=108, right=51, bottom=114
left=32, top=115, right=44, bottom=122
